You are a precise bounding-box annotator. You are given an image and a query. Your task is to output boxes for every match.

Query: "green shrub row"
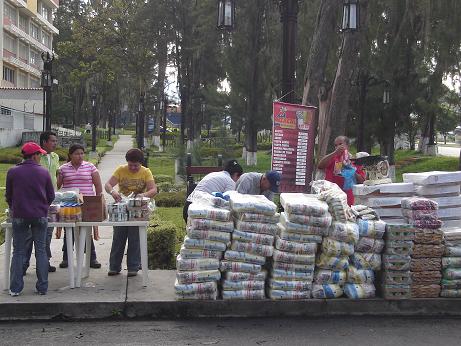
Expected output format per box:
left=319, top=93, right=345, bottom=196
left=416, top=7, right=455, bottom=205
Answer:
left=155, top=174, right=173, bottom=184
left=154, top=191, right=186, bottom=207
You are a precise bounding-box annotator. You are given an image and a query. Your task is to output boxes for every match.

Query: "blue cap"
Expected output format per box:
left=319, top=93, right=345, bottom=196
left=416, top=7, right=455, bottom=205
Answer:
left=266, top=170, right=281, bottom=193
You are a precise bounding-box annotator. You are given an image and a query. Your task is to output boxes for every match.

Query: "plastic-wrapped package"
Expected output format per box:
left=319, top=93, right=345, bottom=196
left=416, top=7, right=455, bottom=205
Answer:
left=278, top=225, right=323, bottom=243
left=344, top=283, right=376, bottom=299
left=321, top=237, right=355, bottom=256
left=186, top=229, right=231, bottom=244
left=385, top=224, right=416, bottom=240
left=445, top=246, right=461, bottom=257
left=229, top=193, right=277, bottom=215
left=187, top=203, right=231, bottom=221
left=273, top=261, right=315, bottom=273
left=407, top=216, right=443, bottom=229
left=174, top=280, right=217, bottom=294
left=187, top=218, right=234, bottom=232
left=383, top=255, right=411, bottom=271
left=285, top=213, right=332, bottom=228
left=411, top=271, right=442, bottom=284
left=441, top=279, right=461, bottom=289
left=225, top=271, right=267, bottom=282
left=442, top=257, right=461, bottom=268
left=235, top=212, right=280, bottom=224
left=383, top=270, right=412, bottom=285
left=183, top=237, right=227, bottom=252
left=316, top=253, right=349, bottom=270
left=231, top=240, right=274, bottom=257
left=176, top=292, right=218, bottom=300
left=402, top=208, right=438, bottom=219
left=275, top=237, right=317, bottom=254
left=311, top=179, right=343, bottom=194
left=384, top=240, right=413, bottom=256
left=311, top=284, right=344, bottom=298
left=414, top=228, right=443, bottom=245
left=412, top=244, right=445, bottom=258
left=233, top=230, right=274, bottom=245
left=176, top=255, right=220, bottom=271
left=316, top=185, right=351, bottom=222
left=272, top=269, right=314, bottom=281
left=222, top=280, right=265, bottom=291
left=269, top=279, right=312, bottom=291
left=235, top=219, right=279, bottom=235
left=357, top=219, right=386, bottom=239
left=346, top=266, right=375, bottom=284
left=313, top=269, right=346, bottom=284
left=222, top=289, right=266, bottom=300
left=220, top=260, right=262, bottom=274
left=350, top=253, right=381, bottom=270
left=401, top=197, right=438, bottom=210
left=179, top=246, right=223, bottom=260
left=189, top=190, right=230, bottom=208
left=280, top=193, right=329, bottom=216
left=411, top=257, right=442, bottom=272
left=273, top=249, right=316, bottom=265
left=268, top=290, right=311, bottom=300
left=355, top=237, right=385, bottom=253
left=176, top=269, right=221, bottom=284
left=224, top=250, right=266, bottom=265
left=280, top=213, right=325, bottom=235
left=441, top=289, right=461, bottom=297
left=444, top=268, right=461, bottom=280
left=327, top=222, right=359, bottom=244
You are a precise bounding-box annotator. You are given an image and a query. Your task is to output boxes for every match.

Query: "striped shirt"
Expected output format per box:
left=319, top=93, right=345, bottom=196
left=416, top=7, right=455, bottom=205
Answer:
left=58, top=161, right=98, bottom=196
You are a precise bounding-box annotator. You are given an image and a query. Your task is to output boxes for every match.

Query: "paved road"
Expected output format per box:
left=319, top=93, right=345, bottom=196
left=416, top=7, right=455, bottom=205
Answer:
left=438, top=145, right=460, bottom=157
left=1, top=317, right=461, bottom=345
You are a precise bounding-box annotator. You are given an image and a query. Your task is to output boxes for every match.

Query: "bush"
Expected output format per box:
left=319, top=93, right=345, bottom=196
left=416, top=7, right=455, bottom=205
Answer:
left=258, top=142, right=272, bottom=151
left=55, top=147, right=69, bottom=161
left=147, top=216, right=179, bottom=269
left=157, top=182, right=173, bottom=193
left=155, top=174, right=173, bottom=184
left=154, top=191, right=186, bottom=207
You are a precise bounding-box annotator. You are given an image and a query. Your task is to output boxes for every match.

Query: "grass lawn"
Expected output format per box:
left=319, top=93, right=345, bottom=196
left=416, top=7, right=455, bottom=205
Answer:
left=148, top=151, right=176, bottom=177
left=395, top=155, right=458, bottom=182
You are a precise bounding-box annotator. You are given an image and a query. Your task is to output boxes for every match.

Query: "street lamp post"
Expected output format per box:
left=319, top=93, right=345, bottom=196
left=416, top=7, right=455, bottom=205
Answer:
left=217, top=0, right=235, bottom=30
left=161, top=100, right=167, bottom=150
left=91, top=91, right=97, bottom=152
left=279, top=0, right=299, bottom=103
left=41, top=52, right=54, bottom=131
left=137, top=92, right=145, bottom=149
left=342, top=0, right=359, bottom=31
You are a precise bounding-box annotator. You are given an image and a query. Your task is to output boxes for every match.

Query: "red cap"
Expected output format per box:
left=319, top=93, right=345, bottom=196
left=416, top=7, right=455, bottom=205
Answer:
left=21, top=142, right=47, bottom=156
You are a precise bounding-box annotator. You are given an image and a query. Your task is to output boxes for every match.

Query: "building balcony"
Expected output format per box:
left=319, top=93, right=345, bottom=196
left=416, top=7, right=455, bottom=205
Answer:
left=8, top=0, right=27, bottom=8
left=41, top=0, right=59, bottom=10
left=3, top=18, right=53, bottom=55
left=34, top=12, right=59, bottom=35
left=3, top=50, right=42, bottom=78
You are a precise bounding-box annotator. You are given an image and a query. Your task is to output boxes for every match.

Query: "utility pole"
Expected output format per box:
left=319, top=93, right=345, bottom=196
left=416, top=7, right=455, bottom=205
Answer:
left=137, top=92, right=145, bottom=149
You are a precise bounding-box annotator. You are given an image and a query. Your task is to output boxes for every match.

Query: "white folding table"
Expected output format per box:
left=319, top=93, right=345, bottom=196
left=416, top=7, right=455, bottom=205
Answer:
left=1, top=222, right=76, bottom=290
left=75, top=221, right=149, bottom=287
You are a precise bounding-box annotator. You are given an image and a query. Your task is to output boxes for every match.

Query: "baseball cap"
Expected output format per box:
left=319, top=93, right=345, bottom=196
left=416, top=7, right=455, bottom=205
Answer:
left=266, top=170, right=281, bottom=193
left=21, top=142, right=47, bottom=156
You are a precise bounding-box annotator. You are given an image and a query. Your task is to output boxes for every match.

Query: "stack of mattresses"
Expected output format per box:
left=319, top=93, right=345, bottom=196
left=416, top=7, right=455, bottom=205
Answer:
left=268, top=194, right=330, bottom=300
left=402, top=197, right=444, bottom=298
left=220, top=193, right=278, bottom=300
left=441, top=228, right=461, bottom=297
left=175, top=193, right=233, bottom=300
left=403, top=171, right=461, bottom=229
left=353, top=183, right=415, bottom=225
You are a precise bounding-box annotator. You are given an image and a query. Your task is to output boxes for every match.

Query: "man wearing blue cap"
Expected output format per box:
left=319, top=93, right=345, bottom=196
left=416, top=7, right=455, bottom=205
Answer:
left=236, top=170, right=281, bottom=201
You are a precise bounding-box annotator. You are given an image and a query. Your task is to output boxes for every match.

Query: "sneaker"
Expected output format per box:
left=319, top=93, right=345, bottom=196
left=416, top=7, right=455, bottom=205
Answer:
left=127, top=271, right=138, bottom=277
left=59, top=261, right=68, bottom=268
left=48, top=265, right=56, bottom=273
left=9, top=290, right=20, bottom=297
left=34, top=289, right=47, bottom=295
left=90, top=260, right=101, bottom=269
left=108, top=271, right=120, bottom=276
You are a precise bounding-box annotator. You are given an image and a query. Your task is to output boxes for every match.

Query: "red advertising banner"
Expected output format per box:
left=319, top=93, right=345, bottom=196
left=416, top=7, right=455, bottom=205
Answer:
left=271, top=102, right=317, bottom=193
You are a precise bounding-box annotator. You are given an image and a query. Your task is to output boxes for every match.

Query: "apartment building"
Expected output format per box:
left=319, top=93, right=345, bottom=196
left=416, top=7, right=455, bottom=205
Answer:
left=0, top=0, right=59, bottom=89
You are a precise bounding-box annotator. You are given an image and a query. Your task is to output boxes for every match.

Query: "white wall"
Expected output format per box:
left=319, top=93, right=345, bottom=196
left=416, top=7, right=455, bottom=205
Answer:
left=0, top=88, right=43, bottom=114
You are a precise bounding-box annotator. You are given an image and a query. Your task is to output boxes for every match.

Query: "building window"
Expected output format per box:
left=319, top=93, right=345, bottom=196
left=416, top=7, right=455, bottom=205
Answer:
left=19, top=15, right=28, bottom=33
left=4, top=3, right=17, bottom=25
left=42, top=32, right=51, bottom=48
left=17, top=72, right=28, bottom=88
left=3, top=67, right=15, bottom=84
left=30, top=23, right=40, bottom=41
left=38, top=1, right=52, bottom=22
left=3, top=33, right=17, bottom=54
left=30, top=49, right=41, bottom=67
left=1, top=107, right=12, bottom=116
left=19, top=43, right=29, bottom=62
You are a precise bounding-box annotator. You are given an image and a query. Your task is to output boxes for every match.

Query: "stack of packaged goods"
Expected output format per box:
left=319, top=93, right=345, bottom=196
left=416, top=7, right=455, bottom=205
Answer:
left=268, top=193, right=330, bottom=300
left=441, top=228, right=461, bottom=297
left=382, top=224, right=415, bottom=299
left=175, top=192, right=233, bottom=300
left=345, top=217, right=385, bottom=299
left=220, top=192, right=278, bottom=300
left=402, top=197, right=444, bottom=298
left=353, top=183, right=415, bottom=225
left=403, top=171, right=461, bottom=229
left=311, top=180, right=356, bottom=299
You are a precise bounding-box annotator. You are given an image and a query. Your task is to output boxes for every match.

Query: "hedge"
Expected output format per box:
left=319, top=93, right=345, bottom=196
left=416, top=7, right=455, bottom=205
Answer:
left=154, top=191, right=186, bottom=207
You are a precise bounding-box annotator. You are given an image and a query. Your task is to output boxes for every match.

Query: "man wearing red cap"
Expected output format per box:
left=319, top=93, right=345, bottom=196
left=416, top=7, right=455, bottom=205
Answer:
left=5, top=142, right=55, bottom=296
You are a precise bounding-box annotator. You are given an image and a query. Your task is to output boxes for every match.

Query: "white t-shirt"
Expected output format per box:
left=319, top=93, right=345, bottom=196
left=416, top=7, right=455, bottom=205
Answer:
left=187, top=171, right=235, bottom=202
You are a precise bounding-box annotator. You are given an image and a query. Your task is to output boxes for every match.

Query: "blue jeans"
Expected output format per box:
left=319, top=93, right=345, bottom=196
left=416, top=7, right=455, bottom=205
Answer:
left=62, top=229, right=97, bottom=263
left=10, top=217, right=48, bottom=294
left=109, top=226, right=140, bottom=272
left=23, top=227, right=53, bottom=272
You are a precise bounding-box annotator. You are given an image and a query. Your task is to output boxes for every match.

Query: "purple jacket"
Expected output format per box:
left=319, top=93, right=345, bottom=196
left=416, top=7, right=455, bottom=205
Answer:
left=5, top=159, right=55, bottom=218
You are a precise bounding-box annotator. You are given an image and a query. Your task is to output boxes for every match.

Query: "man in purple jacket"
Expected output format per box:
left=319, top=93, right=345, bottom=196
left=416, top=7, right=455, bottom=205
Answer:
left=6, top=142, right=55, bottom=296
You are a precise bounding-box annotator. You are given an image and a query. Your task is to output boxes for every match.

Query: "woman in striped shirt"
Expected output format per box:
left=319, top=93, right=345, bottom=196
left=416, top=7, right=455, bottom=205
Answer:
left=57, top=143, right=103, bottom=269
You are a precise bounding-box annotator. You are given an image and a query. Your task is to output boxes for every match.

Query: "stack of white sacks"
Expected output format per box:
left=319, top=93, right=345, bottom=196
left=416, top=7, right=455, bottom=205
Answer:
left=311, top=180, right=356, bottom=299
left=269, top=193, right=330, bottom=300
left=220, top=192, right=278, bottom=300
left=403, top=171, right=461, bottom=229
left=174, top=192, right=233, bottom=300
left=353, top=183, right=415, bottom=225
left=441, top=228, right=461, bottom=297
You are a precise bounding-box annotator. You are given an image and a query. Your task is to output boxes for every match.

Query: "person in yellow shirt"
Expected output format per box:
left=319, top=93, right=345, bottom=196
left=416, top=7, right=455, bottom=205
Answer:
left=104, top=149, right=157, bottom=277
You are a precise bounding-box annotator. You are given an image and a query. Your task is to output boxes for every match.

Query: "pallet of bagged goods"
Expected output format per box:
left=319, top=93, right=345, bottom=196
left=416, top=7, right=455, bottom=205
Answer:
left=441, top=228, right=461, bottom=297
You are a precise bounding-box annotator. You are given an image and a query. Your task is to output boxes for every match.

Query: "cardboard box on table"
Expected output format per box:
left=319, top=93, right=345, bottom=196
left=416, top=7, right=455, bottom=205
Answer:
left=82, top=195, right=107, bottom=222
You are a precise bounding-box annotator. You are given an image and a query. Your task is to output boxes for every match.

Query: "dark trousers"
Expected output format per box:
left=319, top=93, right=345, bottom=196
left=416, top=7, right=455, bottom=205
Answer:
left=23, top=227, right=53, bottom=272
left=183, top=201, right=192, bottom=223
